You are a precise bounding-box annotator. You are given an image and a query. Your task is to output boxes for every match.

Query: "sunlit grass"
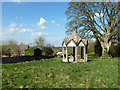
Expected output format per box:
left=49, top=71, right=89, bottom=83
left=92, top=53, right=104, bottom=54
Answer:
left=2, top=56, right=119, bottom=88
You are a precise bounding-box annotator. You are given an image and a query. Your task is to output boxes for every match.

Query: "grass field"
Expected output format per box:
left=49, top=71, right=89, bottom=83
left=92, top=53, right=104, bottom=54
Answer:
left=2, top=56, right=119, bottom=88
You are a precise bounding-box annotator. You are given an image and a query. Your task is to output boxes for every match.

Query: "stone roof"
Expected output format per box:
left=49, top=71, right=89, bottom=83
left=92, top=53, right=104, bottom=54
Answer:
left=62, top=32, right=88, bottom=46
left=81, top=39, right=88, bottom=45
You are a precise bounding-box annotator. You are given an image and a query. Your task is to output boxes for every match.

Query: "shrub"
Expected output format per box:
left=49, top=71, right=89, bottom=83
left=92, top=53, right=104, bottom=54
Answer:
left=34, top=48, right=42, bottom=60
left=34, top=48, right=42, bottom=56
left=42, top=47, right=54, bottom=56
left=94, top=39, right=102, bottom=57
left=109, top=44, right=120, bottom=57
left=24, top=47, right=38, bottom=56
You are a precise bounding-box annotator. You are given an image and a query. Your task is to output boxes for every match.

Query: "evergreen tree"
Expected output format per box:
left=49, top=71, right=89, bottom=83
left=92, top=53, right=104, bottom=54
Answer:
left=94, top=39, right=102, bottom=57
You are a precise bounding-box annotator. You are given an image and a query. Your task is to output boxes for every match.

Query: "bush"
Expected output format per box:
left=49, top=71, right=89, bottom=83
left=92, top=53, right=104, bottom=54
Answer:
left=34, top=48, right=42, bottom=56
left=109, top=44, right=120, bottom=57
left=34, top=48, right=42, bottom=60
left=42, top=47, right=54, bottom=56
left=24, top=47, right=38, bottom=56
left=94, top=39, right=102, bottom=57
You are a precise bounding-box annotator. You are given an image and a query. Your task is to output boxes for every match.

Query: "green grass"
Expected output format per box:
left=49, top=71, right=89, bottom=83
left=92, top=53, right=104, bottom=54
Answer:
left=2, top=56, right=119, bottom=88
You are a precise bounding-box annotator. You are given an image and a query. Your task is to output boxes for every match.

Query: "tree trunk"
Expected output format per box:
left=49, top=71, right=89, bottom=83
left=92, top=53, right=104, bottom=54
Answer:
left=100, top=41, right=111, bottom=57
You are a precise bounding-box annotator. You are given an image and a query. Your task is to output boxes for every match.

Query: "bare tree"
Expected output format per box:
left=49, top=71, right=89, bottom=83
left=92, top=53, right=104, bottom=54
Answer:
left=35, top=36, right=45, bottom=47
left=65, top=1, right=119, bottom=57
left=14, top=46, right=22, bottom=56
left=2, top=40, right=22, bottom=57
left=5, top=48, right=12, bottom=57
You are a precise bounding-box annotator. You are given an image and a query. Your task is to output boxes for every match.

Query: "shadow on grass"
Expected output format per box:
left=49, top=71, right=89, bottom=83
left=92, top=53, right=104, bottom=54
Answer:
left=2, top=55, right=54, bottom=64
left=87, top=59, right=92, bottom=62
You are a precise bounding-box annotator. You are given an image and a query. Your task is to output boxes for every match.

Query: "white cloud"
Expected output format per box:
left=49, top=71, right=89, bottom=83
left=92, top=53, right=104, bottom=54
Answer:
left=9, top=22, right=17, bottom=28
left=37, top=18, right=47, bottom=26
left=19, top=24, right=26, bottom=27
left=32, top=32, right=48, bottom=37
left=57, top=24, right=60, bottom=26
left=2, top=22, right=33, bottom=40
left=51, top=20, right=60, bottom=27
left=51, top=20, right=56, bottom=23
left=40, top=26, right=47, bottom=29
left=6, top=22, right=17, bottom=33
left=37, top=18, right=47, bottom=29
left=19, top=28, right=33, bottom=33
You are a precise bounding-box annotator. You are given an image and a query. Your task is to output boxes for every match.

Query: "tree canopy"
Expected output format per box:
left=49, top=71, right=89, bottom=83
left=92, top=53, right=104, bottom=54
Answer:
left=65, top=1, right=119, bottom=56
left=35, top=36, right=45, bottom=47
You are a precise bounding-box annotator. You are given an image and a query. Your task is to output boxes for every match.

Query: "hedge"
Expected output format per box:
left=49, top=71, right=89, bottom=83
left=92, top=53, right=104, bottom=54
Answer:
left=24, top=47, right=42, bottom=56
left=42, top=47, right=54, bottom=56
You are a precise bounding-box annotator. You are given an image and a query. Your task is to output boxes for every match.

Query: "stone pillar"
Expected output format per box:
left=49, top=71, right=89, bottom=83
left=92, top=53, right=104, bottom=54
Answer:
left=86, top=45, right=88, bottom=62
left=75, top=46, right=77, bottom=61
left=63, top=47, right=64, bottom=61
left=84, top=46, right=86, bottom=60
left=66, top=47, right=68, bottom=61
left=81, top=47, right=83, bottom=58
left=73, top=47, right=75, bottom=61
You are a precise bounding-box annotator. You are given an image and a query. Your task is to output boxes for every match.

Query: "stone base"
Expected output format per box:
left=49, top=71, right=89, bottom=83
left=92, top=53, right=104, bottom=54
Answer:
left=69, top=59, right=74, bottom=62
left=62, top=59, right=68, bottom=62
left=77, top=59, right=86, bottom=62
left=72, top=61, right=77, bottom=63
left=63, top=59, right=87, bottom=63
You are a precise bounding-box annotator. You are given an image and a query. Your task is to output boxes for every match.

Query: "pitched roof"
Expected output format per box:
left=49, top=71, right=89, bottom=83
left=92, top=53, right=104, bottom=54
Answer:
left=81, top=39, right=88, bottom=45
left=12, top=45, right=29, bottom=53
left=62, top=32, right=88, bottom=46
left=66, top=39, right=77, bottom=46
left=62, top=38, right=68, bottom=45
left=67, top=32, right=81, bottom=44
left=19, top=45, right=29, bottom=52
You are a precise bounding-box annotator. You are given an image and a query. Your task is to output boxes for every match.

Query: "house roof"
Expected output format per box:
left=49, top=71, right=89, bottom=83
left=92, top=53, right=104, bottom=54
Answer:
left=62, top=32, right=88, bottom=46
left=19, top=45, right=29, bottom=52
left=11, top=45, right=29, bottom=53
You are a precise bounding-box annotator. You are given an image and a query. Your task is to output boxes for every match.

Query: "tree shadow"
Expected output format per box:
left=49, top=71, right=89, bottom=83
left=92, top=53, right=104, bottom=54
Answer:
left=2, top=55, right=54, bottom=64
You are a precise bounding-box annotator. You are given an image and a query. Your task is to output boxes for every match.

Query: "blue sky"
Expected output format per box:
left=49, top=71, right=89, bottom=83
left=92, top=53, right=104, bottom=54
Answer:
left=2, top=2, right=69, bottom=46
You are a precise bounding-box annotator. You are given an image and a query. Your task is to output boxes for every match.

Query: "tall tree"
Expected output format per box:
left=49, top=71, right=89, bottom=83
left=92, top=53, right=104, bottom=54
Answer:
left=65, top=1, right=119, bottom=57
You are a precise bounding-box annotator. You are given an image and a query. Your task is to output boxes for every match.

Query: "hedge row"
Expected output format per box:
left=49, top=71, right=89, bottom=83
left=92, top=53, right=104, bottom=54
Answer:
left=24, top=46, right=54, bottom=56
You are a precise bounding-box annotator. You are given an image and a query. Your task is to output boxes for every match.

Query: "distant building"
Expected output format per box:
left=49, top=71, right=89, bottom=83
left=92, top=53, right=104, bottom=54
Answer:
left=12, top=45, right=29, bottom=56
left=18, top=45, right=29, bottom=55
